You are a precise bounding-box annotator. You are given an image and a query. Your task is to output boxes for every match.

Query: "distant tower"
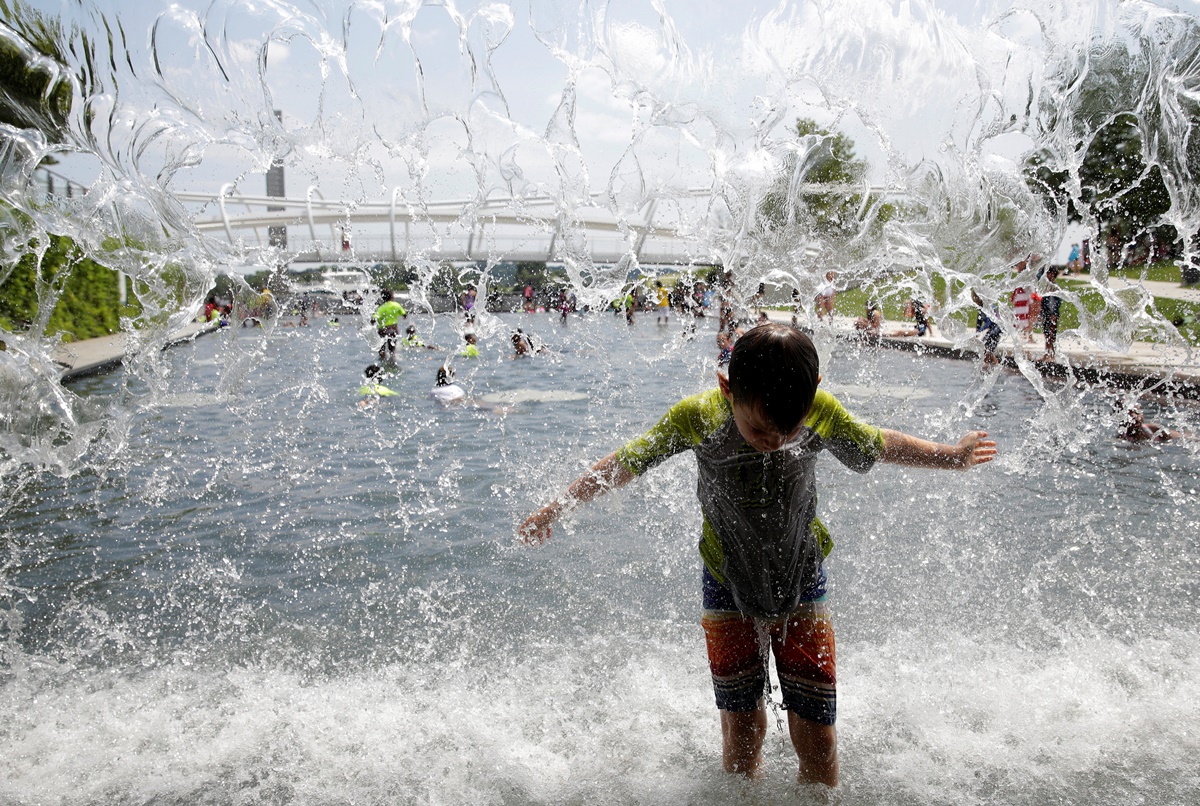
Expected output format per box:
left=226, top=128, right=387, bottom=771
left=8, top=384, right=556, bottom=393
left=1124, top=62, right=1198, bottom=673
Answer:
left=266, top=109, right=287, bottom=249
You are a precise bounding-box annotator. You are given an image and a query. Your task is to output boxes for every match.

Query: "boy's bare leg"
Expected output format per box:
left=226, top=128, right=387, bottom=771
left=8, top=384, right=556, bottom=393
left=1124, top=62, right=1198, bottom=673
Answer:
left=721, top=706, right=767, bottom=777
left=788, top=713, right=838, bottom=787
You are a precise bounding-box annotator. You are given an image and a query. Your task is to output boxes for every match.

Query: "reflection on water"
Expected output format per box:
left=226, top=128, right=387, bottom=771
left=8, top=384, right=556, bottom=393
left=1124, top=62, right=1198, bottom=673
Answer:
left=2, top=313, right=1198, bottom=803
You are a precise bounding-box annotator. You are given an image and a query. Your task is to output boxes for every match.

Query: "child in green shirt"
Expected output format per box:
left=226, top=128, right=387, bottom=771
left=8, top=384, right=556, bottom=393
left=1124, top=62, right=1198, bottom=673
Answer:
left=519, top=323, right=995, bottom=787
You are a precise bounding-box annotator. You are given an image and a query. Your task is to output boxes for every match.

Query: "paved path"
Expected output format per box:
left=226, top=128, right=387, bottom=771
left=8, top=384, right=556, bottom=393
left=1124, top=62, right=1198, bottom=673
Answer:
left=54, top=320, right=219, bottom=382
left=756, top=273, right=1200, bottom=396
left=767, top=309, right=1200, bottom=398
left=1103, top=276, right=1200, bottom=305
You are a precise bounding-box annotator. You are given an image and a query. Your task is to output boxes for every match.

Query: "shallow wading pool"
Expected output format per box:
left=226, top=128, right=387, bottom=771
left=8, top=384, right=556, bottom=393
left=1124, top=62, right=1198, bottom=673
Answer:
left=2, top=312, right=1199, bottom=804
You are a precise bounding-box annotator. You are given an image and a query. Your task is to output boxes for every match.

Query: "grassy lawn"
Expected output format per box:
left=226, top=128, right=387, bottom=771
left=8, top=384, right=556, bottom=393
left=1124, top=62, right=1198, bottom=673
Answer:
left=1059, top=279, right=1199, bottom=344
left=831, top=286, right=912, bottom=322
left=819, top=274, right=1199, bottom=347
left=1104, top=261, right=1184, bottom=284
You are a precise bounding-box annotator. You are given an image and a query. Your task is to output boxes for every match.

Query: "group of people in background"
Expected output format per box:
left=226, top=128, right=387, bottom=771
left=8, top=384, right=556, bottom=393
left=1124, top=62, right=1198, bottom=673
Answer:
left=357, top=263, right=1186, bottom=443
left=967, top=258, right=1063, bottom=364
left=360, top=288, right=471, bottom=408
left=362, top=286, right=561, bottom=408
left=608, top=269, right=740, bottom=330
left=840, top=259, right=1065, bottom=365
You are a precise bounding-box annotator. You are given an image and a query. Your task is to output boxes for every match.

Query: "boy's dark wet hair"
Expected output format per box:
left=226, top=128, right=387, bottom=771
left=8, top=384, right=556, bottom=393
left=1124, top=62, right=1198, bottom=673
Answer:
left=380, top=288, right=393, bottom=302
left=364, top=364, right=382, bottom=379
left=727, top=323, right=820, bottom=433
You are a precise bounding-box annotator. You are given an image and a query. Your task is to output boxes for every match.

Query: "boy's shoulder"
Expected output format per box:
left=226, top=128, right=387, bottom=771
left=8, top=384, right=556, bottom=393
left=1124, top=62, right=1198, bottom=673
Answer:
left=667, top=387, right=732, bottom=429
left=674, top=386, right=727, bottom=408
left=804, top=389, right=860, bottom=426
left=804, top=389, right=885, bottom=460
left=806, top=389, right=839, bottom=415
left=614, top=389, right=731, bottom=476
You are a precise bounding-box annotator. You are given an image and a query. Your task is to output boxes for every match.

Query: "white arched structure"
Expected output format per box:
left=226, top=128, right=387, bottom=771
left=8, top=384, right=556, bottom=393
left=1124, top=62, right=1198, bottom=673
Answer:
left=176, top=188, right=725, bottom=267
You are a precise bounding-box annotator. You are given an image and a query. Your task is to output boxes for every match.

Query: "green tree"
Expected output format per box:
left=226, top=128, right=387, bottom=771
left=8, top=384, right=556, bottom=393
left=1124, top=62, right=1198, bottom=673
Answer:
left=513, top=261, right=547, bottom=292
left=1026, top=113, right=1172, bottom=262
left=368, top=262, right=418, bottom=290
left=759, top=119, right=867, bottom=237
left=0, top=0, right=75, bottom=141
left=429, top=261, right=460, bottom=296
left=1025, top=40, right=1199, bottom=280
left=758, top=119, right=895, bottom=261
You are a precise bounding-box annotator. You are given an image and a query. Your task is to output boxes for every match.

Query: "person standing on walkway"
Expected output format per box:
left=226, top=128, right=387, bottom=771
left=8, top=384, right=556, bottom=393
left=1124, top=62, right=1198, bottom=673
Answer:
left=815, top=271, right=837, bottom=321
left=1011, top=284, right=1036, bottom=341
left=1039, top=268, right=1063, bottom=362
left=971, top=290, right=1002, bottom=366
left=1067, top=243, right=1081, bottom=274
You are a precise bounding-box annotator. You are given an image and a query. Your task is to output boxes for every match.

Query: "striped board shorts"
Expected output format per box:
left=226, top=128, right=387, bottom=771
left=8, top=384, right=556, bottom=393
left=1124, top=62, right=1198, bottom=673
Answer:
left=701, top=569, right=837, bottom=725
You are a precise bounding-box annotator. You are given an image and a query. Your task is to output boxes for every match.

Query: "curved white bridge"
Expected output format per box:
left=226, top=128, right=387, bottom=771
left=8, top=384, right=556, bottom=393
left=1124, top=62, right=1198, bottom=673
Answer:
left=177, top=186, right=722, bottom=267
left=29, top=167, right=892, bottom=270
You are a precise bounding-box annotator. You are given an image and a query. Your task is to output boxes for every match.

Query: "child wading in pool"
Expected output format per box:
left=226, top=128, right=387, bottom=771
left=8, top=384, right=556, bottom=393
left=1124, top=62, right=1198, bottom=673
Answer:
left=519, top=323, right=996, bottom=787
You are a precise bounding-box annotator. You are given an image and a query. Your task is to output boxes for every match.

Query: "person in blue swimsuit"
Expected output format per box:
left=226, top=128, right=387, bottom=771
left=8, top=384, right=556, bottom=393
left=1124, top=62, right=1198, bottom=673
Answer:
left=1039, top=267, right=1063, bottom=361
left=972, top=290, right=1002, bottom=366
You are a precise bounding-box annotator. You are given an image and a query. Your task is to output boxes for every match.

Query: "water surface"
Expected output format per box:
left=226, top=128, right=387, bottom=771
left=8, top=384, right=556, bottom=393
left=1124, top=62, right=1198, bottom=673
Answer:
left=3, top=312, right=1198, bottom=804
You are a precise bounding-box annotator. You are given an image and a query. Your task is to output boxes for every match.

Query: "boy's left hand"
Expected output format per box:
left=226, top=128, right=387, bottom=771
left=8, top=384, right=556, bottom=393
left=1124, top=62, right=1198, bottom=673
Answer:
left=956, top=431, right=997, bottom=468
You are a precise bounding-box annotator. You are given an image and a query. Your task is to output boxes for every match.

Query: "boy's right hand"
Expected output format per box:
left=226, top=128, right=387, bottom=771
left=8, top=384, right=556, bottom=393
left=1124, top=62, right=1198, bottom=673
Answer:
left=518, top=505, right=559, bottom=546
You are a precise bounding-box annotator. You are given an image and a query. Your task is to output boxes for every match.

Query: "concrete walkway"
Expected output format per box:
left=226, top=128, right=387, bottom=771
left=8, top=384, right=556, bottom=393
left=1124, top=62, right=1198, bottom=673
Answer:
left=769, top=310, right=1200, bottom=399
left=1103, top=276, right=1200, bottom=304
left=54, top=320, right=219, bottom=382
left=757, top=272, right=1200, bottom=397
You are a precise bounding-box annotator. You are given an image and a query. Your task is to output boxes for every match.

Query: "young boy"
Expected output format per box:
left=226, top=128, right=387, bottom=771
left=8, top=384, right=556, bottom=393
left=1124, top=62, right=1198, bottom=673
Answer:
left=402, top=324, right=437, bottom=350
left=430, top=364, right=467, bottom=404
left=519, top=323, right=995, bottom=787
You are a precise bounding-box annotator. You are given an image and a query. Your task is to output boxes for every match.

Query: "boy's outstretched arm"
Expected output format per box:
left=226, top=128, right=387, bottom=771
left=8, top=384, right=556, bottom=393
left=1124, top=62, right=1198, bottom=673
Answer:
left=879, top=429, right=996, bottom=470
left=518, top=452, right=636, bottom=545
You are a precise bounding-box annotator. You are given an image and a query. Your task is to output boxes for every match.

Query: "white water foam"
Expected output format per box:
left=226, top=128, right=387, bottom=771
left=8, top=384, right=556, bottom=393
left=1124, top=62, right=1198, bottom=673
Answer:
left=2, top=628, right=1198, bottom=804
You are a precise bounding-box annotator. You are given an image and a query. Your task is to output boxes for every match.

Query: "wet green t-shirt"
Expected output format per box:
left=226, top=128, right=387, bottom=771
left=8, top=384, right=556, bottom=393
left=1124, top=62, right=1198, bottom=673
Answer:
left=615, top=388, right=883, bottom=618
left=375, top=300, right=406, bottom=328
